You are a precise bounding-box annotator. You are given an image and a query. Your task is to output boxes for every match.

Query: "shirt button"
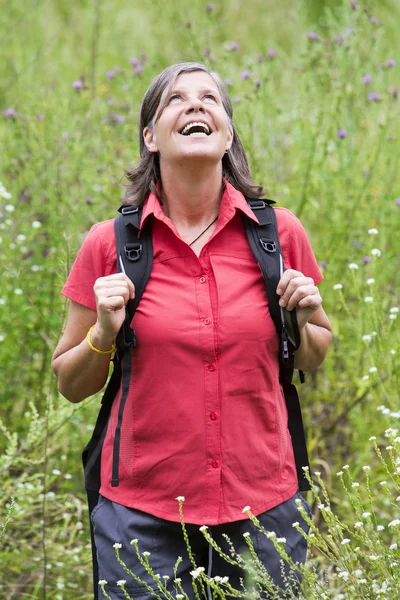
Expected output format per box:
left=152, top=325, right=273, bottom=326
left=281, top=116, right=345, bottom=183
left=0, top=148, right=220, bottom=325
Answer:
left=204, top=318, right=211, bottom=325
left=211, top=460, right=219, bottom=469
left=207, top=364, right=216, bottom=371
left=209, top=412, right=217, bottom=420
left=199, top=277, right=206, bottom=283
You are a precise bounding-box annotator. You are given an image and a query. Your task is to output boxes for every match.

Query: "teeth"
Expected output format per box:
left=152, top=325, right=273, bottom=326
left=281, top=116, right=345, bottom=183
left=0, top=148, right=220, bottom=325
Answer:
left=181, top=121, right=210, bottom=135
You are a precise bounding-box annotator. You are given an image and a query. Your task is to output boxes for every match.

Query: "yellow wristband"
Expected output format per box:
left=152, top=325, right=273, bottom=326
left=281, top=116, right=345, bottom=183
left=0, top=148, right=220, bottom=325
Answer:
left=86, top=326, right=116, bottom=355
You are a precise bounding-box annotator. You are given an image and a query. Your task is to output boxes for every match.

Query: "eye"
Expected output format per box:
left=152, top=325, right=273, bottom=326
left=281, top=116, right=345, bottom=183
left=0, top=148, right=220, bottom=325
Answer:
left=204, top=94, right=217, bottom=102
left=169, top=94, right=182, bottom=102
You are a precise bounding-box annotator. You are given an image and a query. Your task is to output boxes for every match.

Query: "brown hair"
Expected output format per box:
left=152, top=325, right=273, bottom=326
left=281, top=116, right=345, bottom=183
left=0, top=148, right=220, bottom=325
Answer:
left=122, top=61, right=264, bottom=206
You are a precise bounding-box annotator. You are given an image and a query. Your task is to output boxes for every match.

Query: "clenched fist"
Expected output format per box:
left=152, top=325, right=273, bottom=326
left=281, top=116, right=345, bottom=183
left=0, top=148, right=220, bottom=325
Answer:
left=93, top=273, right=135, bottom=340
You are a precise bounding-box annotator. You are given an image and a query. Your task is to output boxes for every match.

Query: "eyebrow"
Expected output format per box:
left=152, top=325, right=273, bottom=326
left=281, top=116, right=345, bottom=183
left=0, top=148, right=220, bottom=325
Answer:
left=169, top=87, right=219, bottom=96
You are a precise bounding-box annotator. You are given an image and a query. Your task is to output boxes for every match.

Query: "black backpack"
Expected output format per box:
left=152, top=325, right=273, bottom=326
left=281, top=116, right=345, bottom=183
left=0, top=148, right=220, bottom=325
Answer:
left=82, top=198, right=311, bottom=599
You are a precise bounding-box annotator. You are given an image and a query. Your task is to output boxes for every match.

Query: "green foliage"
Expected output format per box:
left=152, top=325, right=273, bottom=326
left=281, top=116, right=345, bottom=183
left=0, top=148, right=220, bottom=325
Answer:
left=0, top=0, right=399, bottom=597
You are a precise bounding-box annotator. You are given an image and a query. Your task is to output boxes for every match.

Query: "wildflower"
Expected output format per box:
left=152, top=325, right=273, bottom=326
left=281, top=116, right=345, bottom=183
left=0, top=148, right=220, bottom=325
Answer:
left=242, top=505, right=251, bottom=513
left=113, top=543, right=122, bottom=549
left=363, top=255, right=371, bottom=264
left=277, top=537, right=286, bottom=543
left=369, top=555, right=378, bottom=560
left=117, top=580, right=126, bottom=586
left=389, top=543, right=397, bottom=550
left=199, top=525, right=208, bottom=532
left=243, top=532, right=250, bottom=538
left=333, top=283, right=343, bottom=290
left=106, top=70, right=115, bottom=79
left=17, top=234, right=26, bottom=242
left=387, top=59, right=396, bottom=68
left=377, top=525, right=385, bottom=531
left=351, top=482, right=359, bottom=488
left=268, top=49, right=276, bottom=57
left=52, top=469, right=61, bottom=475
left=223, top=78, right=232, bottom=86
left=32, top=220, right=41, bottom=229
left=354, top=522, right=363, bottom=528
left=337, top=129, right=348, bottom=138
left=362, top=465, right=371, bottom=471
left=364, top=296, right=374, bottom=303
left=366, top=278, right=375, bottom=285
left=206, top=3, right=215, bottom=11
left=368, top=366, right=377, bottom=373
left=390, top=307, right=399, bottom=313
left=371, top=248, right=381, bottom=257
left=176, top=596, right=184, bottom=600
left=367, top=92, right=380, bottom=101
left=72, top=81, right=83, bottom=89
left=175, top=496, right=185, bottom=502
left=396, top=198, right=400, bottom=206
left=99, top=580, right=108, bottom=585
left=354, top=569, right=363, bottom=577
left=341, top=538, right=351, bottom=544
left=190, top=566, right=205, bottom=579
left=388, top=519, right=400, bottom=527
left=336, top=471, right=343, bottom=476
left=362, top=334, right=372, bottom=342
left=343, top=464, right=349, bottom=470
left=319, top=261, right=328, bottom=269
left=306, top=32, right=320, bottom=40
left=363, top=74, right=372, bottom=84
left=348, top=262, right=359, bottom=270
left=5, top=204, right=15, bottom=212
left=203, top=48, right=211, bottom=57
left=266, top=531, right=276, bottom=538
left=368, top=228, right=379, bottom=235
left=240, top=70, right=251, bottom=80
left=134, top=65, right=144, bottom=75
left=14, top=289, right=23, bottom=295
left=292, top=522, right=299, bottom=527
left=143, top=551, right=151, bottom=557
left=369, top=436, right=376, bottom=441
left=130, top=57, right=140, bottom=66
left=379, top=481, right=387, bottom=486
left=390, top=349, right=396, bottom=355
left=370, top=16, right=377, bottom=23
left=230, top=42, right=239, bottom=51
left=362, top=512, right=372, bottom=518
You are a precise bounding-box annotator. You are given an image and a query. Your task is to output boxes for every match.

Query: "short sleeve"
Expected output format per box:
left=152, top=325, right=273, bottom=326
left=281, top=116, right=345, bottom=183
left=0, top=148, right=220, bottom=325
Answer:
left=61, top=219, right=117, bottom=310
left=275, top=208, right=323, bottom=285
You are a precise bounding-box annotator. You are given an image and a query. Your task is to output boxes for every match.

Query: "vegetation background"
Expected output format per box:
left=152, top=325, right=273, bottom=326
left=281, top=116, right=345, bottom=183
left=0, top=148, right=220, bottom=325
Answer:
left=0, top=0, right=399, bottom=598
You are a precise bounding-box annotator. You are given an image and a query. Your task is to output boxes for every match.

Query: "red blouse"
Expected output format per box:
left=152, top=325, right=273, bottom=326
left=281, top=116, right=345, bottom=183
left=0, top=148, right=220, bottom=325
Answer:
left=62, top=181, right=323, bottom=525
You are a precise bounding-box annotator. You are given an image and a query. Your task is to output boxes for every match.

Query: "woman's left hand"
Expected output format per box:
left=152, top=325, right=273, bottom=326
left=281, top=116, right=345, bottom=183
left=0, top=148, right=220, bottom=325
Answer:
left=276, top=269, right=322, bottom=330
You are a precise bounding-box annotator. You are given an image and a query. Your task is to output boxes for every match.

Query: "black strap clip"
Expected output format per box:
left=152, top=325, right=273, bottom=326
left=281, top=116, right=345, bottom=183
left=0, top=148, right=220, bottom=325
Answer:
left=121, top=205, right=139, bottom=216
left=259, top=238, right=277, bottom=253
left=124, top=243, right=142, bottom=262
left=248, top=200, right=266, bottom=210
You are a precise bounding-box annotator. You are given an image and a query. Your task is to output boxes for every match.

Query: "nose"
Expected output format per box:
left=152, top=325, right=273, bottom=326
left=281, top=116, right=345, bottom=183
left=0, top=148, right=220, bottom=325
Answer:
left=185, top=96, right=205, bottom=114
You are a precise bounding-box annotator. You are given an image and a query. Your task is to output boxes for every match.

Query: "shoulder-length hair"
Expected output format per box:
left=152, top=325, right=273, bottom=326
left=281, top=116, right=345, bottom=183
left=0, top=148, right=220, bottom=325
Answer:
left=122, top=61, right=264, bottom=206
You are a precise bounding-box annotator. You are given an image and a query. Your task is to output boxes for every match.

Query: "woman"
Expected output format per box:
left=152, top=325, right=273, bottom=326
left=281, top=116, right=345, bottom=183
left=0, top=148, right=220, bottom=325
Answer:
left=52, top=62, right=332, bottom=599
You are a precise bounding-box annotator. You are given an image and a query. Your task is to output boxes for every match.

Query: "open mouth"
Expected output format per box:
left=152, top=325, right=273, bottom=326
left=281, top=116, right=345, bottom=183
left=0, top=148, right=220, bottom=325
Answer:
left=178, top=121, right=212, bottom=137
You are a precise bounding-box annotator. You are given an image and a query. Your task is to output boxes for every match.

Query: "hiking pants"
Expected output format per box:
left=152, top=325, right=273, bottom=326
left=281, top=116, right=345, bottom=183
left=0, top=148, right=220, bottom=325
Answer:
left=91, top=490, right=311, bottom=599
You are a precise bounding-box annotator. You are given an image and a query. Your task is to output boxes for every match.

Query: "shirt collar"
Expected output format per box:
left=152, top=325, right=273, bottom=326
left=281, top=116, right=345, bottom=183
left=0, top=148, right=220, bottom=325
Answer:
left=139, top=177, right=260, bottom=231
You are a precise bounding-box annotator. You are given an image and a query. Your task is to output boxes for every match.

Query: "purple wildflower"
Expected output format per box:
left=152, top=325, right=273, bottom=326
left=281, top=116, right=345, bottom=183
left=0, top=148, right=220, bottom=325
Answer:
left=207, top=3, right=215, bottom=10
left=319, top=261, right=328, bottom=269
left=344, top=27, right=355, bottom=36
left=232, top=96, right=240, bottom=103
left=106, top=70, right=115, bottom=79
left=387, top=59, right=396, bottom=68
left=370, top=16, right=377, bottom=24
left=203, top=48, right=211, bottom=57
left=255, top=80, right=261, bottom=88
left=134, top=64, right=144, bottom=75
left=115, top=115, right=125, bottom=123
left=334, top=35, right=344, bottom=43
left=367, top=92, right=380, bottom=102
left=352, top=240, right=362, bottom=248
left=306, top=32, right=320, bottom=40
left=395, top=198, right=400, bottom=206
left=257, top=55, right=264, bottom=63
left=363, top=255, right=371, bottom=264
left=25, top=152, right=32, bottom=158
left=140, top=51, right=147, bottom=63
left=37, top=114, right=44, bottom=120
left=363, top=74, right=372, bottom=84
left=62, top=131, right=69, bottom=139
left=230, top=42, right=239, bottom=51
left=113, top=65, right=121, bottom=72
left=337, top=129, right=348, bottom=138
left=130, top=57, right=140, bottom=66
left=240, top=70, right=251, bottom=80
left=267, top=48, right=276, bottom=57
left=223, top=78, right=232, bottom=86
left=351, top=1, right=357, bottom=9
left=393, top=88, right=398, bottom=99
left=85, top=196, right=93, bottom=204
left=122, top=84, right=129, bottom=91
left=72, top=80, right=83, bottom=89
left=2, top=108, right=15, bottom=117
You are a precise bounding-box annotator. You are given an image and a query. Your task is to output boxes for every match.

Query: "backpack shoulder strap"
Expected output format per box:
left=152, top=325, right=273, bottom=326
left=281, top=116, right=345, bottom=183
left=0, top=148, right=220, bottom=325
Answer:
left=242, top=199, right=311, bottom=491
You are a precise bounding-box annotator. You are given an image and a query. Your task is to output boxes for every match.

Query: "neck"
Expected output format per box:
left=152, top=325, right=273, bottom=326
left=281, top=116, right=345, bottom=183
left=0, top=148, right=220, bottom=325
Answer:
left=159, top=162, right=224, bottom=228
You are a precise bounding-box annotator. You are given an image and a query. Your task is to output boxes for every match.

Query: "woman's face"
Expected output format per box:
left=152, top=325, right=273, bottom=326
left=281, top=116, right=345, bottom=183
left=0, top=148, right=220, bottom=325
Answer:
left=143, top=71, right=233, bottom=167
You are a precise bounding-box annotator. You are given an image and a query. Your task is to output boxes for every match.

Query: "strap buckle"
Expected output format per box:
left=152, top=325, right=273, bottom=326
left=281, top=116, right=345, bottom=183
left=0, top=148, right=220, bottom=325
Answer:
left=247, top=200, right=266, bottom=210
left=121, top=206, right=139, bottom=215
left=259, top=238, right=277, bottom=253
left=124, top=242, right=142, bottom=262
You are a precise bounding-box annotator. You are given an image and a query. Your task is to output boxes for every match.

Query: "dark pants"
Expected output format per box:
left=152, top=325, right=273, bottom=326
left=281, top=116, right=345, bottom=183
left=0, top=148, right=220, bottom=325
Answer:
left=91, top=491, right=311, bottom=599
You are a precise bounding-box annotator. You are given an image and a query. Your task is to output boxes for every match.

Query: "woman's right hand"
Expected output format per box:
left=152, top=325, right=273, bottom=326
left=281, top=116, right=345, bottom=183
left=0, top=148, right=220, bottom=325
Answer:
left=93, top=273, right=136, bottom=342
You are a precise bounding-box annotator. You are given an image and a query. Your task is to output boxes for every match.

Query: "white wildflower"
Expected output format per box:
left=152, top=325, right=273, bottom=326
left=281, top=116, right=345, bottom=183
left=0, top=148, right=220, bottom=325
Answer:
left=369, top=555, right=378, bottom=560
left=175, top=496, right=185, bottom=502
left=221, top=576, right=229, bottom=583
left=342, top=464, right=350, bottom=470
left=354, top=522, right=363, bottom=528
left=16, top=234, right=26, bottom=242
left=130, top=538, right=138, bottom=545
left=5, top=204, right=15, bottom=212
left=277, top=537, right=286, bottom=543
left=190, top=566, right=205, bottom=579
left=364, top=296, right=374, bottom=303
left=32, top=220, right=42, bottom=229
left=199, top=525, right=208, bottom=532
left=362, top=375, right=369, bottom=380
left=377, top=525, right=384, bottom=531
left=390, top=349, right=396, bottom=354
left=14, top=288, right=23, bottom=295
left=338, top=571, right=349, bottom=581
left=352, top=482, right=359, bottom=488
left=388, top=519, right=400, bottom=527
left=369, top=366, right=377, bottom=373
left=292, top=521, right=299, bottom=527
left=341, top=538, right=351, bottom=545
left=371, top=248, right=381, bottom=257
left=362, top=465, right=371, bottom=471
left=52, top=469, right=61, bottom=475
left=354, top=569, right=363, bottom=577
left=390, top=307, right=399, bottom=313
left=362, top=512, right=372, bottom=518
left=366, top=278, right=375, bottom=285
left=113, top=543, right=122, bottom=549
left=368, top=228, right=379, bottom=235
left=143, top=551, right=150, bottom=557
left=362, top=334, right=372, bottom=342
left=266, top=531, right=276, bottom=539
left=117, top=581, right=126, bottom=586
left=348, top=263, right=359, bottom=270
left=98, top=580, right=108, bottom=585
left=242, top=505, right=251, bottom=513
left=389, top=543, right=397, bottom=550
left=369, top=437, right=376, bottom=441
left=243, top=532, right=250, bottom=538
left=333, top=283, right=343, bottom=290
left=336, top=471, right=344, bottom=476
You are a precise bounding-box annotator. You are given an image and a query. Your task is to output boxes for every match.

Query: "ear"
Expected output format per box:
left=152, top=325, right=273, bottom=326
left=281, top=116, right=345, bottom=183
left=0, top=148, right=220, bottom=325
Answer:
left=143, top=126, right=158, bottom=153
